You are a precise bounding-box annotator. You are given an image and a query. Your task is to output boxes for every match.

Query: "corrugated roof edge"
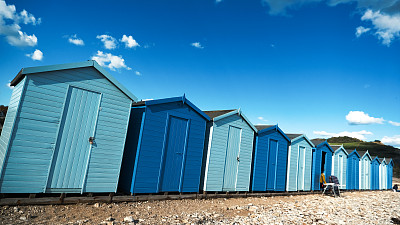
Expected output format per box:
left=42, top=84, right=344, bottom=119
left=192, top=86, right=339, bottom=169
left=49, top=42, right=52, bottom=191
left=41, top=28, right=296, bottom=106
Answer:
left=10, top=60, right=138, bottom=102
left=257, top=125, right=291, bottom=142
left=144, top=95, right=211, bottom=121
left=211, top=109, right=257, bottom=133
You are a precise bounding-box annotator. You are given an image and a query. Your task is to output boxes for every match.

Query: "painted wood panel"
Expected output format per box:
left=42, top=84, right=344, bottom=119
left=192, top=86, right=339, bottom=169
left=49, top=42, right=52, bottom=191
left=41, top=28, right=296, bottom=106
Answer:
left=0, top=64, right=132, bottom=193
left=286, top=137, right=313, bottom=191
left=332, top=149, right=347, bottom=188
left=202, top=113, right=255, bottom=192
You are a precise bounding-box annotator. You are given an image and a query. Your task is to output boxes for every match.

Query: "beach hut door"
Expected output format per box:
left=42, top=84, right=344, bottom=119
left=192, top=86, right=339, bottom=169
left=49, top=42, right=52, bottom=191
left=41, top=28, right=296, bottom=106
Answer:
left=47, top=87, right=101, bottom=192
left=223, top=126, right=242, bottom=191
left=266, top=139, right=278, bottom=190
left=297, top=146, right=305, bottom=190
left=160, top=116, right=189, bottom=192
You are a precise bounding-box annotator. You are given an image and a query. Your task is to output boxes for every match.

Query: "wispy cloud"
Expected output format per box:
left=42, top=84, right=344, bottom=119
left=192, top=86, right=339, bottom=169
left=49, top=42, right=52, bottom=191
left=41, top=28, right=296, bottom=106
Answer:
left=346, top=111, right=384, bottom=125
left=381, top=135, right=400, bottom=148
left=91, top=51, right=131, bottom=71
left=135, top=71, right=141, bottom=76
left=96, top=34, right=117, bottom=50
left=6, top=81, right=13, bottom=89
left=389, top=121, right=400, bottom=126
left=313, top=130, right=373, bottom=140
left=68, top=34, right=84, bottom=46
left=25, top=49, right=43, bottom=61
left=0, top=0, right=40, bottom=47
left=257, top=116, right=268, bottom=122
left=121, top=35, right=140, bottom=48
left=360, top=9, right=400, bottom=46
left=355, top=26, right=371, bottom=37
left=191, top=42, right=204, bottom=49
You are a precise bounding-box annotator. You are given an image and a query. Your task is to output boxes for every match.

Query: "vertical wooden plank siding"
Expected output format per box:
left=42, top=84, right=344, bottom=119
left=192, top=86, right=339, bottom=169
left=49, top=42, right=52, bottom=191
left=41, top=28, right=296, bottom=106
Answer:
left=252, top=128, right=289, bottom=192
left=371, top=158, right=380, bottom=190
left=127, top=101, right=207, bottom=193
left=202, top=114, right=254, bottom=192
left=333, top=149, right=347, bottom=189
left=287, top=138, right=313, bottom=191
left=0, top=67, right=132, bottom=193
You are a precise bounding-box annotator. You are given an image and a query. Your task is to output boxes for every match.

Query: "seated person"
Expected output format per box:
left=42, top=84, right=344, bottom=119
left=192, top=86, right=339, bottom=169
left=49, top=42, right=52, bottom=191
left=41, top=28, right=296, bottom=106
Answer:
left=320, top=172, right=327, bottom=189
left=393, top=184, right=399, bottom=192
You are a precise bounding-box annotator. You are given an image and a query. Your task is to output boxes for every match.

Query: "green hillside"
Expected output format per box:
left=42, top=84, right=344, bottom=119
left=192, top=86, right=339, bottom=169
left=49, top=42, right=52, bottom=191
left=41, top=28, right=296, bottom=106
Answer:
left=328, top=136, right=400, bottom=178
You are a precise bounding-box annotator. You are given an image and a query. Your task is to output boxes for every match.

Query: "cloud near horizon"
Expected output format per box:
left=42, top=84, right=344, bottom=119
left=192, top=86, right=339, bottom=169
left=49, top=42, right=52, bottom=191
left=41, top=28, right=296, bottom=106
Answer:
left=313, top=130, right=373, bottom=140
left=346, top=111, right=384, bottom=125
left=0, top=0, right=41, bottom=47
left=381, top=135, right=400, bottom=148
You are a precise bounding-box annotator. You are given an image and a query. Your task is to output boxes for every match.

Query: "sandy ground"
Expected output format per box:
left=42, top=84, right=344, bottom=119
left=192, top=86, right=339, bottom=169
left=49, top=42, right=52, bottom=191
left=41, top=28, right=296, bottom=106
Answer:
left=0, top=190, right=399, bottom=225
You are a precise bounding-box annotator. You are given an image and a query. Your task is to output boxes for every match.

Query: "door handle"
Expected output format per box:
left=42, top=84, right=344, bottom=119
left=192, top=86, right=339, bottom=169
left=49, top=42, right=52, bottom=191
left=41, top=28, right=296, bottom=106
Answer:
left=237, top=156, right=240, bottom=161
left=89, top=137, right=95, bottom=144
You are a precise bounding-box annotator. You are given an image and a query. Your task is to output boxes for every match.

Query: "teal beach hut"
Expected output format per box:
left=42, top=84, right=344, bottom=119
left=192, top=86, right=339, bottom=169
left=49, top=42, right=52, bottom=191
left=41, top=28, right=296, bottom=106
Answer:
left=331, top=145, right=348, bottom=189
left=371, top=156, right=380, bottom=190
left=0, top=61, right=137, bottom=193
left=379, top=158, right=387, bottom=190
left=387, top=158, right=393, bottom=190
left=358, top=150, right=372, bottom=190
left=201, top=109, right=256, bottom=192
left=346, top=150, right=360, bottom=190
left=286, top=134, right=315, bottom=191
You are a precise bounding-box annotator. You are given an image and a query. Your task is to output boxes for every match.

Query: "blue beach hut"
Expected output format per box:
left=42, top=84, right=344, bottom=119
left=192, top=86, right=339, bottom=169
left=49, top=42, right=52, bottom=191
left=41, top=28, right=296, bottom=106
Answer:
left=331, top=145, right=348, bottom=189
left=346, top=150, right=360, bottom=190
left=371, top=156, right=380, bottom=190
left=119, top=96, right=210, bottom=194
left=310, top=139, right=333, bottom=191
left=286, top=134, right=315, bottom=191
left=251, top=125, right=290, bottom=192
left=358, top=150, right=372, bottom=190
left=201, top=109, right=256, bottom=192
left=0, top=61, right=137, bottom=193
left=387, top=158, right=393, bottom=190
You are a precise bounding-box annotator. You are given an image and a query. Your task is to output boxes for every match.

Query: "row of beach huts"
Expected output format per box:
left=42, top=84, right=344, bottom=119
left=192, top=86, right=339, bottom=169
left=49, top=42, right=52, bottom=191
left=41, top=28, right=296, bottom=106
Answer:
left=0, top=61, right=394, bottom=194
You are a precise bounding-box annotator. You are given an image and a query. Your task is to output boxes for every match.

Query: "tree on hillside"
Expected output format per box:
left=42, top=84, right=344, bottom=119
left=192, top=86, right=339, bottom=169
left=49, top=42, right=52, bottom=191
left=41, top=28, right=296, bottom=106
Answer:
left=328, top=136, right=362, bottom=143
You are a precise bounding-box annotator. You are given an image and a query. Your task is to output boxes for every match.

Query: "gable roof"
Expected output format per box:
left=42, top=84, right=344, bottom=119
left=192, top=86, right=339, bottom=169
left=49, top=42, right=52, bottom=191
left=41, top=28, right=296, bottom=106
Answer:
left=204, top=109, right=257, bottom=132
left=386, top=158, right=394, bottom=165
left=204, top=110, right=235, bottom=119
left=379, top=158, right=387, bottom=164
left=255, top=124, right=291, bottom=142
left=286, top=133, right=315, bottom=147
left=10, top=60, right=138, bottom=101
left=358, top=150, right=372, bottom=161
left=348, top=149, right=361, bottom=158
left=133, top=95, right=210, bottom=121
left=311, top=139, right=334, bottom=153
left=372, top=156, right=381, bottom=164
left=331, top=145, right=349, bottom=155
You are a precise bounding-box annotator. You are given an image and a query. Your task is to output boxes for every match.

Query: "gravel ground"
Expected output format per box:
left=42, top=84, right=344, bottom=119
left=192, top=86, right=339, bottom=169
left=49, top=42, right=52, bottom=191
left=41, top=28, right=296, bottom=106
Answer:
left=0, top=190, right=399, bottom=224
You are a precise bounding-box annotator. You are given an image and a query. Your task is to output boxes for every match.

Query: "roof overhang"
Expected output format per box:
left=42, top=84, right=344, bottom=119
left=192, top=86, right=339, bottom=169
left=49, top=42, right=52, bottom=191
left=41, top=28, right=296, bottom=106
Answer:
left=141, top=95, right=210, bottom=121
left=212, top=109, right=257, bottom=132
left=315, top=141, right=334, bottom=153
left=360, top=150, right=373, bottom=161
left=291, top=134, right=315, bottom=147
left=10, top=60, right=138, bottom=101
left=258, top=125, right=291, bottom=142
left=348, top=149, right=361, bottom=158
left=334, top=145, right=349, bottom=155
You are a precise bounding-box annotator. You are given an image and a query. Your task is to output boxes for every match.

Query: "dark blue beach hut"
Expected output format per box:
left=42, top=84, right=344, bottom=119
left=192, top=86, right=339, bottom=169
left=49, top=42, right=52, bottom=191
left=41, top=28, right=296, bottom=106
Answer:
left=201, top=109, right=257, bottom=192
left=119, top=96, right=210, bottom=194
left=251, top=125, right=290, bottom=192
left=346, top=150, right=360, bottom=190
left=387, top=158, right=393, bottom=189
left=0, top=61, right=137, bottom=193
left=371, top=156, right=380, bottom=190
left=310, top=139, right=333, bottom=191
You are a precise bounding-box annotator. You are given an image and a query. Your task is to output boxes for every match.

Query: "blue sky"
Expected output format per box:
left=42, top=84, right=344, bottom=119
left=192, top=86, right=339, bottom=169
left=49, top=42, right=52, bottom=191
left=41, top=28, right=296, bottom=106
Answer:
left=0, top=0, right=399, bottom=147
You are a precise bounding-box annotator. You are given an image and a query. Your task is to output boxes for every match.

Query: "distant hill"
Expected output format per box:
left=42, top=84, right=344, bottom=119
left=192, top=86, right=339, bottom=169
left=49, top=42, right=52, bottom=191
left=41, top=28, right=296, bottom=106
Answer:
left=327, top=136, right=400, bottom=179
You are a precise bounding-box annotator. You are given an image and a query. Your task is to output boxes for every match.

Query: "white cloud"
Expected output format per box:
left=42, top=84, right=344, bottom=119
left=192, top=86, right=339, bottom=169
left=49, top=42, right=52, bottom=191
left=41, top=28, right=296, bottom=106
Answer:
left=191, top=42, right=204, bottom=49
left=68, top=34, right=84, bottom=46
left=25, top=49, right=43, bottom=61
left=381, top=135, right=400, bottom=148
left=6, top=82, right=13, bottom=89
left=257, top=116, right=268, bottom=122
left=389, top=121, right=400, bottom=126
left=121, top=35, right=139, bottom=48
left=216, top=0, right=223, bottom=3
left=135, top=71, right=141, bottom=76
left=91, top=51, right=131, bottom=71
left=0, top=0, right=40, bottom=47
left=346, top=111, right=385, bottom=125
left=261, top=0, right=322, bottom=15
left=96, top=34, right=117, bottom=49
left=313, top=130, right=373, bottom=140
left=355, top=26, right=371, bottom=37
left=360, top=9, right=400, bottom=46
